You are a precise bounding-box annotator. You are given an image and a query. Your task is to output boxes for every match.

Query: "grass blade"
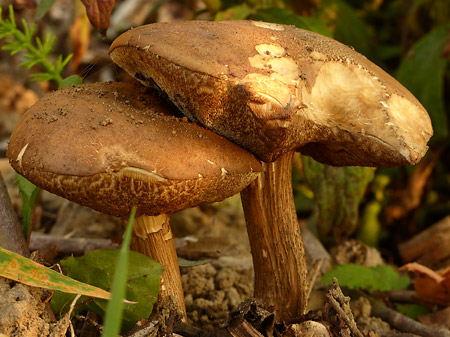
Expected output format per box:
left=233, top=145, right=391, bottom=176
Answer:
left=15, top=174, right=38, bottom=241
left=102, top=206, right=137, bottom=336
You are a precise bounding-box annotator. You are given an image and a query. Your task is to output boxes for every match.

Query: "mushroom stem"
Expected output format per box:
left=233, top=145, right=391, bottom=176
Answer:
left=240, top=151, right=308, bottom=322
left=130, top=214, right=187, bottom=321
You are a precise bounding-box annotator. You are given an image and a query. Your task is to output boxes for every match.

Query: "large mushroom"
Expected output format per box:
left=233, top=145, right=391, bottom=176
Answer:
left=6, top=81, right=262, bottom=321
left=109, top=20, right=433, bottom=322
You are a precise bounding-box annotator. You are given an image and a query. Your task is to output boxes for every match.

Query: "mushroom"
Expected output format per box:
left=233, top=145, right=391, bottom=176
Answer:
left=109, top=20, right=433, bottom=322
left=6, top=81, right=262, bottom=321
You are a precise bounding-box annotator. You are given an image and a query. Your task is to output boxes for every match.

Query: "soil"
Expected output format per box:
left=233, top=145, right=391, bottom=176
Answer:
left=172, top=195, right=256, bottom=331
left=0, top=277, right=71, bottom=336
left=181, top=259, right=253, bottom=331
left=0, top=277, right=52, bottom=336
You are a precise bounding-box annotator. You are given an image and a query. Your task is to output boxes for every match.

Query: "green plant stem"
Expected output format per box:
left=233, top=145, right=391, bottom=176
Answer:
left=0, top=5, right=76, bottom=88
left=17, top=37, right=63, bottom=85
left=9, top=29, right=63, bottom=86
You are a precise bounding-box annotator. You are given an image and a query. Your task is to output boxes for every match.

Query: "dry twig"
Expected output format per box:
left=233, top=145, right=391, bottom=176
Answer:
left=0, top=172, right=29, bottom=256
left=29, top=233, right=118, bottom=256
left=371, top=300, right=450, bottom=337
left=325, top=278, right=364, bottom=337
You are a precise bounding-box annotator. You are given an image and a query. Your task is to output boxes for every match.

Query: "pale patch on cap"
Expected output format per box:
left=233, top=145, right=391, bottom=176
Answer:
left=304, top=61, right=385, bottom=126
left=239, top=73, right=295, bottom=120
left=251, top=21, right=285, bottom=31
left=387, top=93, right=433, bottom=161
left=255, top=44, right=286, bottom=57
left=309, top=51, right=328, bottom=61
left=119, top=166, right=168, bottom=182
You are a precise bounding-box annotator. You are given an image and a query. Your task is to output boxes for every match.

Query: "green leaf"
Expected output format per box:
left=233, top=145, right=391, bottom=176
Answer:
left=322, top=264, right=410, bottom=292
left=396, top=23, right=450, bottom=140
left=20, top=57, right=42, bottom=69
left=4, top=5, right=17, bottom=28
left=15, top=174, right=38, bottom=240
left=253, top=7, right=332, bottom=37
left=302, top=156, right=375, bottom=243
left=51, top=248, right=162, bottom=330
left=29, top=72, right=55, bottom=82
left=2, top=42, right=23, bottom=54
left=357, top=200, right=382, bottom=247
left=60, top=74, right=83, bottom=88
left=215, top=3, right=252, bottom=21
left=58, top=54, right=73, bottom=71
left=372, top=265, right=411, bottom=290
left=395, top=303, right=430, bottom=320
left=22, top=18, right=34, bottom=39
left=0, top=247, right=112, bottom=300
left=34, top=0, right=57, bottom=21
left=322, top=0, right=371, bottom=55
left=102, top=206, right=136, bottom=336
left=204, top=0, right=222, bottom=12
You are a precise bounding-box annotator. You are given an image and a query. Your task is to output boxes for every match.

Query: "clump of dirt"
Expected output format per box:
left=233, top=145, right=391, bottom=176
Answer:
left=181, top=257, right=254, bottom=331
left=172, top=196, right=255, bottom=331
left=0, top=277, right=58, bottom=336
left=351, top=296, right=390, bottom=334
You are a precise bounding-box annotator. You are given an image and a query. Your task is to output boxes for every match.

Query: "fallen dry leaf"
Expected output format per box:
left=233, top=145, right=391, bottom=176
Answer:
left=400, top=262, right=450, bottom=306
left=386, top=148, right=442, bottom=224
left=81, top=0, right=114, bottom=37
left=399, top=216, right=450, bottom=270
left=70, top=0, right=91, bottom=72
left=419, top=306, right=450, bottom=329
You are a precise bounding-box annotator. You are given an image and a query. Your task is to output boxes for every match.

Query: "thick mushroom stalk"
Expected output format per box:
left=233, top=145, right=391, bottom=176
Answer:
left=109, top=20, right=433, bottom=322
left=240, top=152, right=308, bottom=317
left=7, top=82, right=262, bottom=322
left=131, top=214, right=183, bottom=316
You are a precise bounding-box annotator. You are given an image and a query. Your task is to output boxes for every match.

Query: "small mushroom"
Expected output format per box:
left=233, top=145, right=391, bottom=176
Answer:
left=109, top=20, right=433, bottom=322
left=6, top=81, right=262, bottom=321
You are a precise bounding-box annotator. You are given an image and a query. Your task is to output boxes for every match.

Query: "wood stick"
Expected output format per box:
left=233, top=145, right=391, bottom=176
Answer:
left=0, top=172, right=29, bottom=257
left=29, top=233, right=118, bottom=255
left=371, top=300, right=450, bottom=337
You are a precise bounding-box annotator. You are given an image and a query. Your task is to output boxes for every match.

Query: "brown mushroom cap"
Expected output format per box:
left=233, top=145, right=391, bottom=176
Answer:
left=7, top=82, right=262, bottom=217
left=109, top=20, right=433, bottom=166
